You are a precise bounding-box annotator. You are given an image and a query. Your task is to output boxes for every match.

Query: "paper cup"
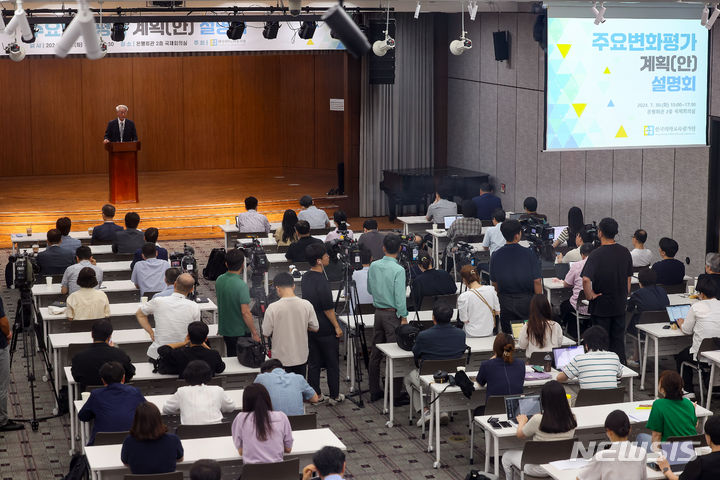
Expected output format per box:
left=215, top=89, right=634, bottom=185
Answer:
left=81, top=392, right=90, bottom=401
left=46, top=277, right=52, bottom=286
left=141, top=296, right=148, bottom=304
left=26, top=227, right=32, bottom=236
left=88, top=227, right=93, bottom=235
left=432, top=223, right=438, bottom=232
left=32, top=244, right=39, bottom=253
left=456, top=366, right=466, bottom=371
left=225, top=219, right=230, bottom=225
left=687, top=285, right=696, bottom=296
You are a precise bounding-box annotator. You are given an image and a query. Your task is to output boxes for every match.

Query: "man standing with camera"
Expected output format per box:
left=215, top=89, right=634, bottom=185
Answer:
left=367, top=234, right=409, bottom=404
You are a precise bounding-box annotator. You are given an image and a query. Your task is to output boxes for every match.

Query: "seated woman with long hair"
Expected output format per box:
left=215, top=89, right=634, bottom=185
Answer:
left=121, top=401, right=184, bottom=475
left=517, top=294, right=563, bottom=357
left=231, top=383, right=293, bottom=464
left=274, top=209, right=299, bottom=247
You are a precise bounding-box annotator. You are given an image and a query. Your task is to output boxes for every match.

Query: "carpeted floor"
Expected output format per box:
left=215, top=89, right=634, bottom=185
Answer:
left=0, top=239, right=717, bottom=480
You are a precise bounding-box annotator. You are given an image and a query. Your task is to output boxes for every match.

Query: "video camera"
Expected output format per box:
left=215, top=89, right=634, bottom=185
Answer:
left=237, top=237, right=269, bottom=276
left=328, top=235, right=363, bottom=271
left=583, top=221, right=600, bottom=248
left=454, top=242, right=490, bottom=270
left=8, top=252, right=39, bottom=290
left=170, top=243, right=198, bottom=277
left=519, top=217, right=555, bottom=261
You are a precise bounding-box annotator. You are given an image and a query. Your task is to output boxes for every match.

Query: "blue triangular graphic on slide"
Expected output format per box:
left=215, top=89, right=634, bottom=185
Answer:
left=608, top=100, right=614, bottom=107
left=564, top=136, right=578, bottom=149
left=336, top=41, right=345, bottom=49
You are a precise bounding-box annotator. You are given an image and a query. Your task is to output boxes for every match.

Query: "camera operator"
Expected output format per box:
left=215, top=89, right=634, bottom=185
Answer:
left=325, top=211, right=354, bottom=243
left=518, top=197, right=548, bottom=224
left=358, top=220, right=385, bottom=263
left=0, top=297, right=23, bottom=431
left=489, top=219, right=543, bottom=334
left=351, top=247, right=374, bottom=305
left=410, top=254, right=457, bottom=311
left=367, top=234, right=409, bottom=404
left=285, top=220, right=323, bottom=264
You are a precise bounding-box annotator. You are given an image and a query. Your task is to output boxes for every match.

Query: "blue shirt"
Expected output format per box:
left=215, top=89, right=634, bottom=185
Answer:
left=477, top=357, right=525, bottom=400
left=77, top=382, right=145, bottom=445
left=254, top=368, right=316, bottom=416
left=412, top=323, right=467, bottom=363
left=472, top=193, right=503, bottom=221
left=131, top=258, right=170, bottom=295
left=154, top=284, right=175, bottom=298
left=59, top=235, right=82, bottom=255
left=131, top=245, right=169, bottom=270
left=489, top=243, right=541, bottom=295
left=481, top=222, right=506, bottom=255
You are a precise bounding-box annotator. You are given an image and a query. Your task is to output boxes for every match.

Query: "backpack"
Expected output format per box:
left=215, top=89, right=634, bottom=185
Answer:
left=202, top=248, right=227, bottom=281
left=395, top=322, right=422, bottom=351
left=464, top=471, right=494, bottom=480
left=237, top=337, right=266, bottom=368
left=64, top=453, right=89, bottom=480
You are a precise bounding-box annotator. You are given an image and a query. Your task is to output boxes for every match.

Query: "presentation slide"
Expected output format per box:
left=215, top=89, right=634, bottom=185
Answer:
left=546, top=8, right=708, bottom=150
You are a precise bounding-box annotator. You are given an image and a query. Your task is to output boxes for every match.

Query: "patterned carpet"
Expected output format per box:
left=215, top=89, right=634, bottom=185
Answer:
left=0, top=239, right=715, bottom=480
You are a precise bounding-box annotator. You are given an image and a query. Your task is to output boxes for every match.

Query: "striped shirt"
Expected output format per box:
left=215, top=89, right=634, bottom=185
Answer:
left=562, top=351, right=623, bottom=389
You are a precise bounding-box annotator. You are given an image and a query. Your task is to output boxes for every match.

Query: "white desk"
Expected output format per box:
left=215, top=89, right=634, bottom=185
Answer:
left=32, top=280, right=138, bottom=307
left=397, top=215, right=433, bottom=235
left=95, top=260, right=132, bottom=273
left=11, top=230, right=91, bottom=253
left=474, top=400, right=712, bottom=476
left=700, top=349, right=720, bottom=411
left=637, top=323, right=692, bottom=397
left=542, top=458, right=665, bottom=480
left=19, top=245, right=115, bottom=256
left=84, top=428, right=346, bottom=478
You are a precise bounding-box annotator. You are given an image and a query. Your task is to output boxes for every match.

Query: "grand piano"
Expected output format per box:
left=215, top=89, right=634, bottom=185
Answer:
left=380, top=167, right=490, bottom=221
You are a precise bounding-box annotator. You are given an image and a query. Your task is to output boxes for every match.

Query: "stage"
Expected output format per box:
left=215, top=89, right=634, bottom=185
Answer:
left=0, top=168, right=351, bottom=247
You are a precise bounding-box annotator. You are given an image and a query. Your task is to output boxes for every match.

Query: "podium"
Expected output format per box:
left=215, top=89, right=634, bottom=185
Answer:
left=105, top=141, right=141, bottom=203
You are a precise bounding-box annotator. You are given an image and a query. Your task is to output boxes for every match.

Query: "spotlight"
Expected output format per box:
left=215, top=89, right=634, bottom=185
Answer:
left=5, top=42, right=25, bottom=61
left=97, top=38, right=107, bottom=58
left=701, top=4, right=710, bottom=26
left=706, top=4, right=720, bottom=29
left=450, top=37, right=472, bottom=55
left=21, top=24, right=37, bottom=44
left=468, top=0, right=478, bottom=21
left=226, top=21, right=246, bottom=40
left=288, top=0, right=301, bottom=17
left=414, top=1, right=421, bottom=19
left=263, top=21, right=280, bottom=39
left=373, top=36, right=395, bottom=56
left=298, top=21, right=316, bottom=40
left=55, top=0, right=104, bottom=59
left=3, top=0, right=34, bottom=43
left=321, top=5, right=371, bottom=58
left=111, top=23, right=127, bottom=42
left=591, top=2, right=606, bottom=25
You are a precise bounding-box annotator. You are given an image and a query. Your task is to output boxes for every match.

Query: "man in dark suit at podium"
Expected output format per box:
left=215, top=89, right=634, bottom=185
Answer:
left=103, top=105, right=138, bottom=143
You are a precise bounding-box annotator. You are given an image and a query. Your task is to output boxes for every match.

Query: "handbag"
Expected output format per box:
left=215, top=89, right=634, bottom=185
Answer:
left=395, top=322, right=423, bottom=351
left=236, top=337, right=267, bottom=368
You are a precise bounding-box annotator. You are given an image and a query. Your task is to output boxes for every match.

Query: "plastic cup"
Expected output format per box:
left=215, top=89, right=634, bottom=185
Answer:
left=141, top=296, right=148, bottom=304
left=687, top=285, right=695, bottom=296
left=88, top=227, right=93, bottom=235
left=432, top=223, right=438, bottom=232
left=32, top=244, right=39, bottom=253
left=225, top=219, right=230, bottom=225
left=81, top=392, right=90, bottom=401
left=46, top=277, right=52, bottom=286
left=26, top=227, right=32, bottom=236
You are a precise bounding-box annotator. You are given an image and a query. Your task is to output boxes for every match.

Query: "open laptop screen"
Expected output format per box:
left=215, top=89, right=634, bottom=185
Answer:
left=505, top=394, right=542, bottom=422
left=552, top=345, right=585, bottom=370
left=666, top=304, right=691, bottom=324
left=444, top=215, right=463, bottom=229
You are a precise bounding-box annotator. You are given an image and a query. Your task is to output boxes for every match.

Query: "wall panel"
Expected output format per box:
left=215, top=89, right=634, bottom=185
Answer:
left=314, top=54, right=345, bottom=170
left=515, top=89, right=538, bottom=206
left=279, top=55, right=316, bottom=170
left=0, top=61, right=32, bottom=176
left=447, top=79, right=480, bottom=171
left=496, top=85, right=517, bottom=211
left=559, top=151, right=586, bottom=220
left=640, top=148, right=675, bottom=247
left=611, top=149, right=643, bottom=248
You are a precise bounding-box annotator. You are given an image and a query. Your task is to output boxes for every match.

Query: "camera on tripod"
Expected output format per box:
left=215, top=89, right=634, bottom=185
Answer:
left=519, top=218, right=555, bottom=261
left=237, top=237, right=269, bottom=275
left=453, top=242, right=489, bottom=269
left=583, top=221, right=600, bottom=247
left=170, top=243, right=198, bottom=276
left=328, top=236, right=363, bottom=271
left=8, top=252, right=40, bottom=289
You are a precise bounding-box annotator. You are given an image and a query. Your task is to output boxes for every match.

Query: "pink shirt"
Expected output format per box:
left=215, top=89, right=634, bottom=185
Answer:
left=564, top=258, right=588, bottom=315
left=231, top=411, right=293, bottom=464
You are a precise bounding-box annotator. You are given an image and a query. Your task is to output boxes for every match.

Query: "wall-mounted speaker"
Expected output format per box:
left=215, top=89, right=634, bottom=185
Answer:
left=493, top=30, right=510, bottom=62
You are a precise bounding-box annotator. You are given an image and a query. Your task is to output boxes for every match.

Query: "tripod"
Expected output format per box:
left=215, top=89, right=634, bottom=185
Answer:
left=334, top=264, right=369, bottom=408
left=8, top=287, right=61, bottom=431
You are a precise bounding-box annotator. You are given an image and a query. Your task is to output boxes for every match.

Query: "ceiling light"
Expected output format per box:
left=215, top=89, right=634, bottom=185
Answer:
left=706, top=4, right=720, bottom=29
left=298, top=21, right=316, bottom=40
left=288, top=0, right=301, bottom=17
left=55, top=0, right=104, bottom=59
left=373, top=0, right=394, bottom=57
left=701, top=3, right=710, bottom=26
left=414, top=1, right=421, bottom=20
left=2, top=0, right=34, bottom=43
left=591, top=2, right=606, bottom=25
left=111, top=23, right=127, bottom=42
left=263, top=21, right=280, bottom=39
left=5, top=42, right=26, bottom=62
left=227, top=21, right=246, bottom=40
left=321, top=5, right=370, bottom=58
left=468, top=0, right=478, bottom=21
left=450, top=3, right=472, bottom=56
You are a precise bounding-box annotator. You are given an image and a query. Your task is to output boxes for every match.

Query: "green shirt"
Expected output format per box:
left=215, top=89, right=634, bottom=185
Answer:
left=367, top=256, right=408, bottom=318
left=645, top=398, right=697, bottom=441
left=215, top=272, right=252, bottom=337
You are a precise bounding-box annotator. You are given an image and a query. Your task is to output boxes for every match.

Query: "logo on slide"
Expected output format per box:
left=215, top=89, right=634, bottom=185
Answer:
left=643, top=126, right=655, bottom=136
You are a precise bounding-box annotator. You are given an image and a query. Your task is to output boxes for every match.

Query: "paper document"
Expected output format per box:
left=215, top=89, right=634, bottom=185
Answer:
left=548, top=458, right=590, bottom=470
left=628, top=410, right=652, bottom=423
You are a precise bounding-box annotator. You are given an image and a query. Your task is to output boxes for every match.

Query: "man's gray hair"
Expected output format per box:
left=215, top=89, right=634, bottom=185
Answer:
left=706, top=252, right=720, bottom=273
left=115, top=104, right=128, bottom=112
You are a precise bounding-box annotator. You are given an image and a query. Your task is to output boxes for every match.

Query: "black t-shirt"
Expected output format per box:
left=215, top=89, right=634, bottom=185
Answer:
left=679, top=450, right=720, bottom=480
left=301, top=270, right=335, bottom=337
left=489, top=243, right=541, bottom=295
left=120, top=434, right=184, bottom=475
left=156, top=345, right=226, bottom=377
left=581, top=243, right=633, bottom=317
left=410, top=269, right=458, bottom=308
left=285, top=236, right=323, bottom=264
left=652, top=258, right=686, bottom=286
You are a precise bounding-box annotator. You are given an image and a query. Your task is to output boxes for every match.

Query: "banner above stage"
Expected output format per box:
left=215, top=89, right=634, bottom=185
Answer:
left=19, top=21, right=345, bottom=55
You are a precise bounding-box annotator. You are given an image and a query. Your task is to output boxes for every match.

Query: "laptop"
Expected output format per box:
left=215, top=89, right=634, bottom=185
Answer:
left=443, top=215, right=463, bottom=229
left=508, top=212, right=523, bottom=221
left=666, top=304, right=691, bottom=324
left=654, top=441, right=697, bottom=472
left=552, top=345, right=585, bottom=370
left=505, top=394, right=542, bottom=423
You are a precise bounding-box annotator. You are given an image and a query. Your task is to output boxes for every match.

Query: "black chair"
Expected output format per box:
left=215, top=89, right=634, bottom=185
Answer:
left=627, top=309, right=670, bottom=372
left=411, top=356, right=468, bottom=437
left=67, top=343, right=89, bottom=362
left=574, top=387, right=626, bottom=407
left=288, top=413, right=317, bottom=431
left=94, top=431, right=130, bottom=445
left=241, top=458, right=300, bottom=480
left=572, top=290, right=592, bottom=344
left=175, top=422, right=231, bottom=439
left=68, top=319, right=102, bottom=332
left=516, top=438, right=577, bottom=480
left=666, top=434, right=708, bottom=447
left=123, top=473, right=183, bottom=480
left=145, top=291, right=161, bottom=300
left=484, top=395, right=509, bottom=415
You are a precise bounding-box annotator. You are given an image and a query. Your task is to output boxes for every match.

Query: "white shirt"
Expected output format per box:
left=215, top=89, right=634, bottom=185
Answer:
left=680, top=298, right=720, bottom=359
left=261, top=296, right=319, bottom=367
left=297, top=206, right=330, bottom=229
left=351, top=267, right=373, bottom=305
left=562, top=247, right=582, bottom=264
left=140, top=292, right=201, bottom=359
left=237, top=210, right=271, bottom=233
left=631, top=248, right=654, bottom=267
left=577, top=441, right=647, bottom=480
left=457, top=286, right=500, bottom=337
left=162, top=384, right=235, bottom=425
left=481, top=223, right=506, bottom=255
left=517, top=321, right=564, bottom=357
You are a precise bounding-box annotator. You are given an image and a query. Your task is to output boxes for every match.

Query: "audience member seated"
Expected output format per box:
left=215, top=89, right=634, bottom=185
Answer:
left=657, top=414, right=720, bottom=480
left=559, top=243, right=594, bottom=334
left=71, top=319, right=135, bottom=392
left=190, top=459, right=221, bottom=480
left=237, top=196, right=271, bottom=233
left=357, top=219, right=385, bottom=263
left=410, top=254, right=457, bottom=310
left=121, top=401, right=184, bottom=474
left=131, top=227, right=169, bottom=269
left=136, top=273, right=200, bottom=362
left=472, top=182, right=502, bottom=222
left=652, top=237, right=685, bottom=285
left=274, top=209, right=299, bottom=247
left=446, top=200, right=483, bottom=256
left=262, top=273, right=319, bottom=377
left=112, top=211, right=144, bottom=254
left=425, top=188, right=457, bottom=224
left=553, top=206, right=584, bottom=249
left=557, top=326, right=623, bottom=389
left=325, top=210, right=353, bottom=242
left=298, top=195, right=331, bottom=229
left=636, top=370, right=698, bottom=450
left=66, top=268, right=110, bottom=321
left=626, top=268, right=670, bottom=363
left=61, top=246, right=103, bottom=295
left=577, top=410, right=647, bottom=480
left=697, top=252, right=720, bottom=299
left=157, top=321, right=226, bottom=377
left=78, top=361, right=145, bottom=445
left=231, top=383, right=293, bottom=464
left=285, top=220, right=322, bottom=263
left=56, top=216, right=82, bottom=254
left=518, top=294, right=563, bottom=357
left=476, top=333, right=524, bottom=405
left=675, top=274, right=720, bottom=396
left=254, top=359, right=319, bottom=416
left=556, top=228, right=592, bottom=264
left=302, top=446, right=347, bottom=480
left=131, top=242, right=171, bottom=296
left=480, top=208, right=506, bottom=255
left=155, top=267, right=182, bottom=298
left=37, top=228, right=74, bottom=275
left=405, top=303, right=467, bottom=426
left=91, top=203, right=123, bottom=244
left=457, top=265, right=499, bottom=337
left=502, top=381, right=577, bottom=480
left=162, top=360, right=235, bottom=425
left=518, top=196, right=548, bottom=223
left=631, top=229, right=654, bottom=267
left=350, top=247, right=374, bottom=305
